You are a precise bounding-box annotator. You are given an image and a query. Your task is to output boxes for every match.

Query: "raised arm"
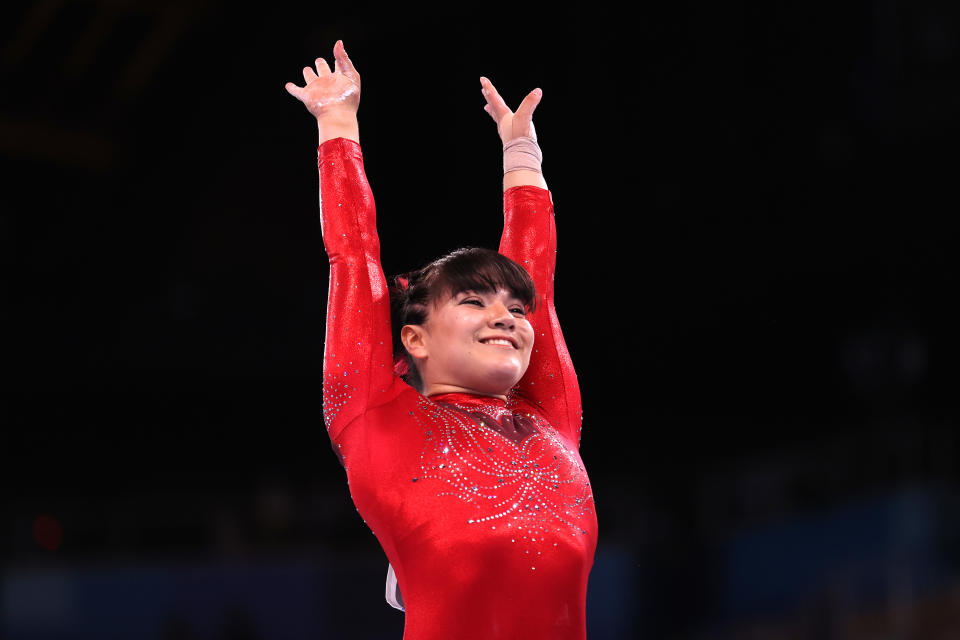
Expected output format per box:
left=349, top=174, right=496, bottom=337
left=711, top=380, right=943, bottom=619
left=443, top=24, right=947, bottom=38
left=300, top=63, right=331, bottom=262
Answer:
left=481, top=78, right=583, bottom=446
left=287, top=42, right=395, bottom=445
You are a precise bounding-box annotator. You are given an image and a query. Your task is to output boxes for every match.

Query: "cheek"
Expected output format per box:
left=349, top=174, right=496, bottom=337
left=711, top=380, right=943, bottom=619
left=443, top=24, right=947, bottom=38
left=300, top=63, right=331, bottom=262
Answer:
left=523, top=317, right=535, bottom=336
left=432, top=309, right=469, bottom=338
left=433, top=312, right=479, bottom=358
left=520, top=322, right=535, bottom=351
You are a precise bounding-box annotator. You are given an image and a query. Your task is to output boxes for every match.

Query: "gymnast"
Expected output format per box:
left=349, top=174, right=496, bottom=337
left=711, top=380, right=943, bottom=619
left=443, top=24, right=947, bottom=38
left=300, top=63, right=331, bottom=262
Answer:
left=285, top=40, right=597, bottom=639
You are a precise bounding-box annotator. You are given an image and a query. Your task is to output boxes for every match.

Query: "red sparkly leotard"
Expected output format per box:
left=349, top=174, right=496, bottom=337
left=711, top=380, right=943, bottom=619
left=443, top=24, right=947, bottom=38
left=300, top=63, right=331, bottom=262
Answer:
left=319, top=137, right=597, bottom=640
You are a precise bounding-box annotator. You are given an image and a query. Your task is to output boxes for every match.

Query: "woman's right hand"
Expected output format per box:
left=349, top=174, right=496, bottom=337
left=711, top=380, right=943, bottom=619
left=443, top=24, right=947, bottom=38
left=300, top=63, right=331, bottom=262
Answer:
left=286, top=41, right=361, bottom=142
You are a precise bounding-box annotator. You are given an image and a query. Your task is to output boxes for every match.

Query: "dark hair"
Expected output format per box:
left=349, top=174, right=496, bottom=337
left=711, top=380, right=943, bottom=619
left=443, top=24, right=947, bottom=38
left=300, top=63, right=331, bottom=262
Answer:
left=389, top=247, right=538, bottom=390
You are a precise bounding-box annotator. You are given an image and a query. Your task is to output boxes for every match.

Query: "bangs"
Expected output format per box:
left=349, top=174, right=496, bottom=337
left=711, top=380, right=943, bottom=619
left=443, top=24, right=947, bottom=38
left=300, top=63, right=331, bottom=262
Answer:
left=426, top=248, right=538, bottom=312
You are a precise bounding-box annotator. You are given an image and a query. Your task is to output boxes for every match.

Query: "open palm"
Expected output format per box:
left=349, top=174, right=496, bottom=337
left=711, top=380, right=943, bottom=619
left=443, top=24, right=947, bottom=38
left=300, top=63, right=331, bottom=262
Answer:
left=285, top=40, right=361, bottom=119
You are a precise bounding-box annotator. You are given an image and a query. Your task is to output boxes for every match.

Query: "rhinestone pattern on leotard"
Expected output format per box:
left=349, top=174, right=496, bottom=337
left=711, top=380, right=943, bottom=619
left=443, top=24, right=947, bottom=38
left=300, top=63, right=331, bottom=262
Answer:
left=410, top=395, right=594, bottom=568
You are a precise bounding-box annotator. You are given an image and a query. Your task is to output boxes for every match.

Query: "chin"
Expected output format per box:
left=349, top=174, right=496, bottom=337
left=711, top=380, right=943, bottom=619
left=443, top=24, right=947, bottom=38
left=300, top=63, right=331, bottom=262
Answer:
left=478, top=364, right=526, bottom=394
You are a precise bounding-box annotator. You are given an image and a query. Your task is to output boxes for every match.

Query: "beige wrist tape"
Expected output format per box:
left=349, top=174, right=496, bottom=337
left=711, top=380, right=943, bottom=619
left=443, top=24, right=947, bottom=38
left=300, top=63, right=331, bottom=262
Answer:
left=503, top=136, right=543, bottom=174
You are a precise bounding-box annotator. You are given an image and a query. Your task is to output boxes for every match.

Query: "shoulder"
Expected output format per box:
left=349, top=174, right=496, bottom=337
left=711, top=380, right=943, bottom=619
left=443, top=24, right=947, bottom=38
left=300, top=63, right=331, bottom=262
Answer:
left=506, top=390, right=581, bottom=449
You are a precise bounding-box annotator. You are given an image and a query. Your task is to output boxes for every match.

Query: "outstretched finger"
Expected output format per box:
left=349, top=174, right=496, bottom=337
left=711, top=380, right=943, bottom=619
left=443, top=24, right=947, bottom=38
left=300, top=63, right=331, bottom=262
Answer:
left=513, top=88, right=542, bottom=122
left=483, top=103, right=503, bottom=126
left=333, top=40, right=360, bottom=85
left=285, top=82, right=305, bottom=101
left=302, top=66, right=318, bottom=83
left=315, top=58, right=332, bottom=75
left=480, top=76, right=512, bottom=121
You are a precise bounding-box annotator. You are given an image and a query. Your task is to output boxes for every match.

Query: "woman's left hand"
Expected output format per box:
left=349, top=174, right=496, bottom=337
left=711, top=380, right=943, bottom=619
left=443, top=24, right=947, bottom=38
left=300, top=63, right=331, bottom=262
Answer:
left=480, top=76, right=542, bottom=144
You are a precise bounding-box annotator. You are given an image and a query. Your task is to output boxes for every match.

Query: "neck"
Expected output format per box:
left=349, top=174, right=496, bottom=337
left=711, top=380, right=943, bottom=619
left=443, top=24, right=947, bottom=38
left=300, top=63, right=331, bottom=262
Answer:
left=423, top=382, right=508, bottom=402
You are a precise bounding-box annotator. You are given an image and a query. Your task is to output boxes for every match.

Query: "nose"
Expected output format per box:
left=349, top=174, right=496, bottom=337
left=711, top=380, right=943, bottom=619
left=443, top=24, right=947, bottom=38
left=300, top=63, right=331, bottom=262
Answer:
left=488, top=301, right=515, bottom=329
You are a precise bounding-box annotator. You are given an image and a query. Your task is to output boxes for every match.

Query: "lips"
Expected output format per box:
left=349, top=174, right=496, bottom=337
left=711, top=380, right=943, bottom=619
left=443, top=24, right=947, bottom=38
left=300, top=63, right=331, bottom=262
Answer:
left=479, top=336, right=519, bottom=349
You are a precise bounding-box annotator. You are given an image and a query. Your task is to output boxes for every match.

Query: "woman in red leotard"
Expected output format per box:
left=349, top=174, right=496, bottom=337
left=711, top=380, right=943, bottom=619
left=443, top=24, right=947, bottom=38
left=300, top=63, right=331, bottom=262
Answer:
left=285, top=41, right=597, bottom=640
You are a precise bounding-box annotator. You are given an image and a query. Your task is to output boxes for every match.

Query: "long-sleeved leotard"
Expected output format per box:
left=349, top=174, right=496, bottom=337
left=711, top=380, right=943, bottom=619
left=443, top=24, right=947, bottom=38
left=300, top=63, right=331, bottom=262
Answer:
left=319, top=137, right=597, bottom=640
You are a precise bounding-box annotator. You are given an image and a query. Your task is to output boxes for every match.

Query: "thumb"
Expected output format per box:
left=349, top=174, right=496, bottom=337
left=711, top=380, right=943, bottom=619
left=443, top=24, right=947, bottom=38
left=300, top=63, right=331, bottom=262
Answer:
left=513, top=88, right=542, bottom=122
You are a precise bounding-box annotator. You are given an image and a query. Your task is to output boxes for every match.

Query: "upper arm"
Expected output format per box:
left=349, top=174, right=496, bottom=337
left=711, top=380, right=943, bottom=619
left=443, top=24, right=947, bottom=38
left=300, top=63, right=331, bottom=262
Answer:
left=499, top=186, right=583, bottom=445
left=319, top=138, right=397, bottom=444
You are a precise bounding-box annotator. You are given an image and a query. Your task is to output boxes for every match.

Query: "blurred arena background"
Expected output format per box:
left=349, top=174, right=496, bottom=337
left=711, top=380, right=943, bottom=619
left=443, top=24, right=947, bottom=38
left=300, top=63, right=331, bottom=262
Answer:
left=3, top=1, right=959, bottom=638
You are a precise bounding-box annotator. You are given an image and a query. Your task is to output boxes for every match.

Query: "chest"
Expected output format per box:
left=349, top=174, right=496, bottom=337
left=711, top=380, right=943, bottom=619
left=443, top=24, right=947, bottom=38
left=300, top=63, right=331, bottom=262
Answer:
left=345, top=396, right=597, bottom=567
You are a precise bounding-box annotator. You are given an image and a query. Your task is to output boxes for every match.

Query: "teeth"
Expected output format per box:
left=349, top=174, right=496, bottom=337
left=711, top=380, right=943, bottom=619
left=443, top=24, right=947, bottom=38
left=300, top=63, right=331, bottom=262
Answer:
left=483, top=339, right=514, bottom=347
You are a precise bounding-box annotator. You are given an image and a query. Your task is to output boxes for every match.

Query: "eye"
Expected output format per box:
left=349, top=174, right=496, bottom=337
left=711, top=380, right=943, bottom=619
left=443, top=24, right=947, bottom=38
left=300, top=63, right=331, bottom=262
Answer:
left=510, top=306, right=526, bottom=315
left=460, top=297, right=483, bottom=306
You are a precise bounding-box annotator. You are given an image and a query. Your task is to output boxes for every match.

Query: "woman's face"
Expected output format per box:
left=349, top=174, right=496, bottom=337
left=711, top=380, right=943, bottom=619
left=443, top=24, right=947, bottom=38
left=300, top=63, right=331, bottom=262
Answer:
left=406, top=288, right=534, bottom=398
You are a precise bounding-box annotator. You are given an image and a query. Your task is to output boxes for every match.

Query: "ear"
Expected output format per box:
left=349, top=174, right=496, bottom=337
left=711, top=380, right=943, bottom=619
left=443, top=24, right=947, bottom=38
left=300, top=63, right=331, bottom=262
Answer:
left=400, top=324, right=429, bottom=360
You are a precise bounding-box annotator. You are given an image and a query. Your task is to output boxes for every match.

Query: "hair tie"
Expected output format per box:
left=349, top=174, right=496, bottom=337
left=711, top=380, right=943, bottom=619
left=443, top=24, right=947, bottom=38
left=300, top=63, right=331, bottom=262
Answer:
left=397, top=276, right=410, bottom=291
left=393, top=357, right=410, bottom=377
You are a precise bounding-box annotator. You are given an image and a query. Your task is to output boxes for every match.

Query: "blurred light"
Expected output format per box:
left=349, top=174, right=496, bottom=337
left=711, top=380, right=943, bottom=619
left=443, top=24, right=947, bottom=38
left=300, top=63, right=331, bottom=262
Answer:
left=33, top=515, right=63, bottom=552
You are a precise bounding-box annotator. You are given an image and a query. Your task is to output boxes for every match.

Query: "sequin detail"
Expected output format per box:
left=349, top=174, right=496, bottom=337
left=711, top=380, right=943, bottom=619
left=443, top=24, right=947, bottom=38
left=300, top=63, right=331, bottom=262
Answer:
left=412, top=396, right=594, bottom=566
left=323, top=373, right=355, bottom=429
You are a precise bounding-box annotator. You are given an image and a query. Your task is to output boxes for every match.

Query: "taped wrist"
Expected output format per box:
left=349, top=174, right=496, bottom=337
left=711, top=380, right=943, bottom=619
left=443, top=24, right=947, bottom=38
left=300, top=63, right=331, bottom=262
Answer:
left=503, top=136, right=542, bottom=175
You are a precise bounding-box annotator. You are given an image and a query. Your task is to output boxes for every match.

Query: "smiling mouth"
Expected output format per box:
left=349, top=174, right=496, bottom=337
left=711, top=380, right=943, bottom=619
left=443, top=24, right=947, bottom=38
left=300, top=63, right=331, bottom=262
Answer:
left=480, top=338, right=518, bottom=349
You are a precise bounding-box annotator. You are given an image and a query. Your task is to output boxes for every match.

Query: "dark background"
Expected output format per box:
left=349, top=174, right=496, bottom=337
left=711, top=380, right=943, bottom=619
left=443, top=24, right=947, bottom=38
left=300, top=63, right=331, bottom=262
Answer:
left=3, top=1, right=959, bottom=638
